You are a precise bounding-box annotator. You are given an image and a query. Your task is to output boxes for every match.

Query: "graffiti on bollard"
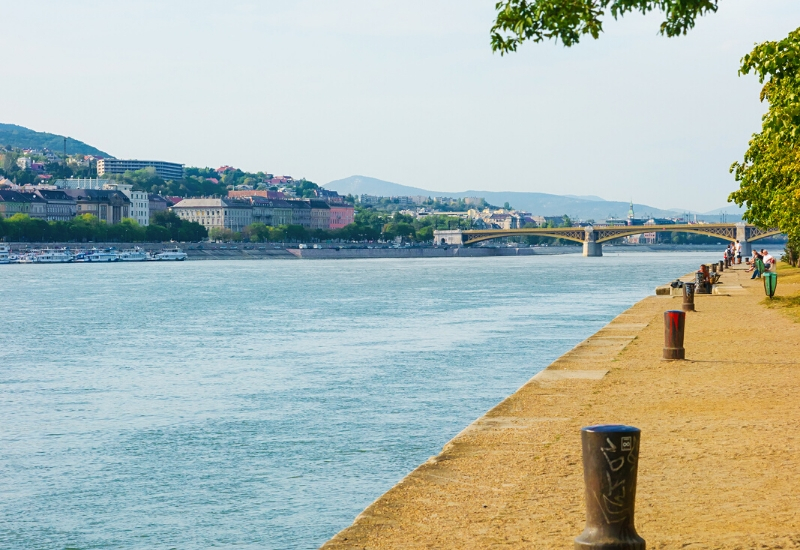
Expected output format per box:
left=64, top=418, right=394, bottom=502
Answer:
left=575, top=425, right=645, bottom=550
left=663, top=310, right=686, bottom=360
left=682, top=282, right=695, bottom=312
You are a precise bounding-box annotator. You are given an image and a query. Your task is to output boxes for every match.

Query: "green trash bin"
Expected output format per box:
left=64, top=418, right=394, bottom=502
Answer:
left=764, top=271, right=778, bottom=299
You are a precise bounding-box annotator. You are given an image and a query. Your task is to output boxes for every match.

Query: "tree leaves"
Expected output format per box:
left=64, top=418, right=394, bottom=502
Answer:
left=490, top=0, right=718, bottom=53
left=730, top=27, right=800, bottom=250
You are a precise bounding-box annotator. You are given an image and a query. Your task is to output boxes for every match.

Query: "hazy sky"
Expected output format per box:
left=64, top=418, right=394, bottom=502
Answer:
left=3, top=1, right=798, bottom=211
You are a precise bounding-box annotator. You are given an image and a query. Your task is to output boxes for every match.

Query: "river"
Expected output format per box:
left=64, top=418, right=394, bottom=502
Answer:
left=0, top=252, right=710, bottom=549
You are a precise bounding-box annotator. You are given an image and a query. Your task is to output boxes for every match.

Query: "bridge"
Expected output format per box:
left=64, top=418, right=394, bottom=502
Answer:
left=433, top=223, right=782, bottom=257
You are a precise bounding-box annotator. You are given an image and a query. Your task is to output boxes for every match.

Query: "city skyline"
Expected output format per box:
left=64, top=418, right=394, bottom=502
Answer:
left=3, top=0, right=799, bottom=212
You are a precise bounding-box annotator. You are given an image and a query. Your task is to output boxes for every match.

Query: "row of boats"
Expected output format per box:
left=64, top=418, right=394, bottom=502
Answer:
left=0, top=245, right=187, bottom=264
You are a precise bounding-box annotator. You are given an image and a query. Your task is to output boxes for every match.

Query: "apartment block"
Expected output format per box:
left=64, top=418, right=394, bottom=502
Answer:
left=97, top=159, right=184, bottom=180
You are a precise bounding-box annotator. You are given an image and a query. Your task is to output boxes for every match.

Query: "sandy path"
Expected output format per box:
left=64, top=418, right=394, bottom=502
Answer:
left=322, top=266, right=800, bottom=549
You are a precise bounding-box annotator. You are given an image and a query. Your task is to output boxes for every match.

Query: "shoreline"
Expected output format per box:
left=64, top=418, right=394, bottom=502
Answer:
left=321, top=264, right=800, bottom=548
left=0, top=243, right=745, bottom=261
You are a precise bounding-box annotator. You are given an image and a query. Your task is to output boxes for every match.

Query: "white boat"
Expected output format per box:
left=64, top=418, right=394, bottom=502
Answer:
left=85, top=248, right=120, bottom=262
left=33, top=249, right=74, bottom=263
left=119, top=247, right=150, bottom=262
left=153, top=247, right=188, bottom=261
left=0, top=245, right=9, bottom=264
left=17, top=253, right=35, bottom=264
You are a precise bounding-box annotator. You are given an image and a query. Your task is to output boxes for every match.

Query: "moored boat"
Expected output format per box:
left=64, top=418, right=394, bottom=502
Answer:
left=85, top=248, right=120, bottom=262
left=33, top=249, right=74, bottom=263
left=0, top=245, right=9, bottom=264
left=119, top=247, right=150, bottom=262
left=153, top=247, right=188, bottom=261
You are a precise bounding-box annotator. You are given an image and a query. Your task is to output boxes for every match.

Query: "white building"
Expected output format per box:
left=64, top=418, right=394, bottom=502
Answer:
left=16, top=157, right=32, bottom=170
left=172, top=197, right=253, bottom=232
left=103, top=183, right=150, bottom=226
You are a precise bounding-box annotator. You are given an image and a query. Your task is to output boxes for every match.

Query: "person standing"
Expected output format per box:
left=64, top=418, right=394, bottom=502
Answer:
left=735, top=240, right=742, bottom=263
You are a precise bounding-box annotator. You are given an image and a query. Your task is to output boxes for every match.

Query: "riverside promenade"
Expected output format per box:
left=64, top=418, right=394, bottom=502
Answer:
left=323, top=265, right=800, bottom=549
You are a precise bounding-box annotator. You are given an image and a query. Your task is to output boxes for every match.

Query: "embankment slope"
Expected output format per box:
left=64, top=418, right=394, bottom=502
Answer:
left=322, top=266, right=800, bottom=549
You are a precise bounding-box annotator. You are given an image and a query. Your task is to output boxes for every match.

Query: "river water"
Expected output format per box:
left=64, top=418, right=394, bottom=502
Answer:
left=1, top=252, right=710, bottom=549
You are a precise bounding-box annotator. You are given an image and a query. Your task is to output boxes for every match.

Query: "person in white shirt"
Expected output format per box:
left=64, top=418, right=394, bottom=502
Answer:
left=734, top=240, right=742, bottom=263
left=761, top=249, right=775, bottom=271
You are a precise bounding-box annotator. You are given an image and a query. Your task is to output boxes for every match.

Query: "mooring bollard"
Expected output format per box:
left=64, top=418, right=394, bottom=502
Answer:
left=574, top=425, right=645, bottom=550
left=695, top=269, right=709, bottom=294
left=663, top=310, right=686, bottom=360
left=710, top=263, right=717, bottom=274
left=719, top=260, right=724, bottom=272
left=682, top=282, right=695, bottom=312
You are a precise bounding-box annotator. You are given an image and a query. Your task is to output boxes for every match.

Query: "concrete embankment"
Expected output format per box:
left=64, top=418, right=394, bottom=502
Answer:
left=322, top=265, right=800, bottom=549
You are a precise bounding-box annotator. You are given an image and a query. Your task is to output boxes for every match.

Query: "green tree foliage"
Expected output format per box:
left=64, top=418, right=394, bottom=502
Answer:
left=729, top=28, right=800, bottom=260
left=0, top=212, right=206, bottom=243
left=0, top=123, right=108, bottom=156
left=490, top=0, right=718, bottom=52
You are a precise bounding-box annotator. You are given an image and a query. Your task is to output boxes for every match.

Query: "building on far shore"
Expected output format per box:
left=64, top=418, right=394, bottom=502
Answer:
left=0, top=190, right=35, bottom=217
left=34, top=190, right=77, bottom=221
left=228, top=189, right=286, bottom=200
left=103, top=183, right=150, bottom=226
left=307, top=199, right=331, bottom=231
left=250, top=197, right=293, bottom=227
left=172, top=197, right=253, bottom=232
left=64, top=189, right=131, bottom=224
left=328, top=204, right=355, bottom=230
left=54, top=178, right=112, bottom=190
left=148, top=194, right=170, bottom=215
left=97, top=159, right=184, bottom=181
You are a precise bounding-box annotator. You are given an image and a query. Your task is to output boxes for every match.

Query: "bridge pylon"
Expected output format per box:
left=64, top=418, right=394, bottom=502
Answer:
left=582, top=226, right=602, bottom=257
left=735, top=222, right=752, bottom=257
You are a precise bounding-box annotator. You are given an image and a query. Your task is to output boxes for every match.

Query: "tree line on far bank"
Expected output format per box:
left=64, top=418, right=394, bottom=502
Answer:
left=0, top=211, right=207, bottom=243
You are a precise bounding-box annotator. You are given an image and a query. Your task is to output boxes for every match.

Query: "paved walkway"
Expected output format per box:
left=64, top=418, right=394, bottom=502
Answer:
left=322, top=265, right=800, bottom=549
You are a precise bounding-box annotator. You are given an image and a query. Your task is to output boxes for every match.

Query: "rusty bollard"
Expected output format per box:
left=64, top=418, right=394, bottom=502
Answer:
left=682, top=282, right=695, bottom=312
left=575, top=425, right=645, bottom=550
left=663, top=310, right=686, bottom=360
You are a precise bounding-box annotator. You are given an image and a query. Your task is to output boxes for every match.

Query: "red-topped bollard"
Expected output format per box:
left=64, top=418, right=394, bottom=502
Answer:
left=663, top=310, right=686, bottom=360
left=575, top=425, right=645, bottom=550
left=682, top=282, right=695, bottom=312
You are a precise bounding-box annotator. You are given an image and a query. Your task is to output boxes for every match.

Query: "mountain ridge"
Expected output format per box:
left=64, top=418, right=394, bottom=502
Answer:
left=324, top=175, right=742, bottom=222
left=0, top=123, right=109, bottom=157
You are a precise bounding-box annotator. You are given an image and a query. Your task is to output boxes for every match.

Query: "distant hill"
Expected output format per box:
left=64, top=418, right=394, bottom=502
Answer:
left=0, top=123, right=109, bottom=157
left=324, top=175, right=741, bottom=222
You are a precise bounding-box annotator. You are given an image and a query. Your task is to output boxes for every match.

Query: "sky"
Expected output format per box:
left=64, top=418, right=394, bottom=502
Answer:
left=2, top=1, right=798, bottom=212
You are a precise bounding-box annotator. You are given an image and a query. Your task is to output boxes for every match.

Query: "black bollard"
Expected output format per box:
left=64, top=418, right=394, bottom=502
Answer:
left=710, top=263, right=717, bottom=274
left=574, top=425, right=645, bottom=550
left=682, top=282, right=695, bottom=312
left=663, top=310, right=686, bottom=360
left=719, top=260, right=724, bottom=272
